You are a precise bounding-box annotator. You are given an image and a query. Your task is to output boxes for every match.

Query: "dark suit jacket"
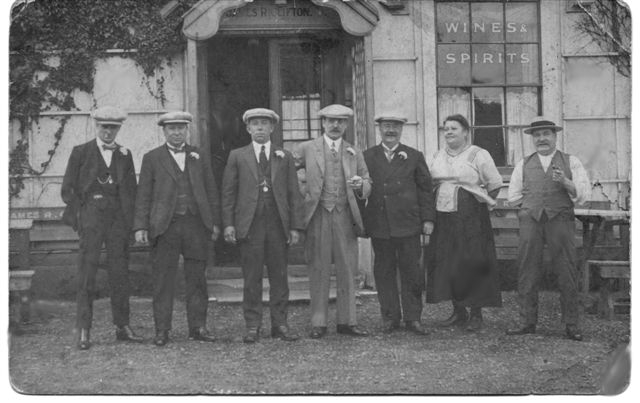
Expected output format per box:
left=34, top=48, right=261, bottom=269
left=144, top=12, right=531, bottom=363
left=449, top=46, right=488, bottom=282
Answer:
left=61, top=139, right=137, bottom=231
left=133, top=144, right=221, bottom=239
left=221, top=144, right=304, bottom=240
left=363, top=143, right=435, bottom=239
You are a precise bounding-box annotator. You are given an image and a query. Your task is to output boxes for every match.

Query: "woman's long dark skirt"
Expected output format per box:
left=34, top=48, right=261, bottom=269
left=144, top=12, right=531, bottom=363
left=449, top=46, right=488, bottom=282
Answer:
left=426, top=189, right=502, bottom=308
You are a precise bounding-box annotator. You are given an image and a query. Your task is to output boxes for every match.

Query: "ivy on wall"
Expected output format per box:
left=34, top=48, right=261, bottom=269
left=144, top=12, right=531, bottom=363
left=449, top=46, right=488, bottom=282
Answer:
left=9, top=0, right=197, bottom=197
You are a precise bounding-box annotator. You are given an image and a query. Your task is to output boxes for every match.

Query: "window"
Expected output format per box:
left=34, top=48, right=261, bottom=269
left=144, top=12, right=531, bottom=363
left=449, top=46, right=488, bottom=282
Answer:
left=436, top=0, right=541, bottom=167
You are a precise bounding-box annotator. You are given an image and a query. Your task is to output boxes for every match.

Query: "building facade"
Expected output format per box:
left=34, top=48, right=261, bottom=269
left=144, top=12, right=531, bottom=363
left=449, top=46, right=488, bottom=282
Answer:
left=9, top=0, right=631, bottom=268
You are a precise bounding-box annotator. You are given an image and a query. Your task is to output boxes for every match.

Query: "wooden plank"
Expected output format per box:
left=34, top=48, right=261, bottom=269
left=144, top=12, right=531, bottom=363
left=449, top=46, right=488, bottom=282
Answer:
left=598, top=266, right=630, bottom=279
left=490, top=217, right=520, bottom=229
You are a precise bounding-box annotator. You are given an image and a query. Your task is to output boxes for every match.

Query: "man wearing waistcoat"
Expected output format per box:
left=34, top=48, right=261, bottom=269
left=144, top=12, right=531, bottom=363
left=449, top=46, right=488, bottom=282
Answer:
left=61, top=106, right=143, bottom=350
left=222, top=108, right=303, bottom=343
left=293, top=104, right=372, bottom=339
left=134, top=111, right=221, bottom=346
left=363, top=114, right=436, bottom=335
left=506, top=116, right=590, bottom=341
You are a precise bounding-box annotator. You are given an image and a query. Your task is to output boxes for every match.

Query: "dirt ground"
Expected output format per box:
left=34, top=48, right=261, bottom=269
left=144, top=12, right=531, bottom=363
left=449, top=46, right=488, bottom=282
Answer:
left=8, top=291, right=630, bottom=395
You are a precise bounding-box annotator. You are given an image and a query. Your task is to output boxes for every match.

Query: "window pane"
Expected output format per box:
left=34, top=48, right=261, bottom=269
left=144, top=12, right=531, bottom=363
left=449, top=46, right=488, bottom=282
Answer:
left=471, top=44, right=504, bottom=84
left=473, top=87, right=504, bottom=126
left=436, top=2, right=470, bottom=43
left=506, top=87, right=539, bottom=126
left=438, top=44, right=471, bottom=85
left=471, top=2, right=504, bottom=43
left=438, top=88, right=471, bottom=126
left=506, top=2, right=538, bottom=42
left=505, top=44, right=539, bottom=84
left=474, top=127, right=505, bottom=166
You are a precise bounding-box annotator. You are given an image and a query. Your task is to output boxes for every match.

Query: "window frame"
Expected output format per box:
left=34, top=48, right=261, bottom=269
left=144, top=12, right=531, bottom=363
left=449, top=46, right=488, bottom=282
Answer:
left=435, top=0, right=543, bottom=167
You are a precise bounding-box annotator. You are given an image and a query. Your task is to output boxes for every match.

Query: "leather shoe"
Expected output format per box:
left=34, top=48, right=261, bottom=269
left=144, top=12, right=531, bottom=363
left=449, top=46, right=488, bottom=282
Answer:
left=465, top=310, right=483, bottom=332
left=243, top=327, right=260, bottom=344
left=438, top=308, right=469, bottom=327
left=405, top=321, right=430, bottom=335
left=271, top=325, right=299, bottom=341
left=116, top=325, right=144, bottom=342
left=77, top=328, right=91, bottom=350
left=382, top=321, right=400, bottom=334
left=505, top=324, right=536, bottom=336
left=337, top=324, right=369, bottom=337
left=309, top=326, right=327, bottom=339
left=566, top=325, right=583, bottom=341
left=154, top=330, right=169, bottom=346
left=189, top=327, right=216, bottom=342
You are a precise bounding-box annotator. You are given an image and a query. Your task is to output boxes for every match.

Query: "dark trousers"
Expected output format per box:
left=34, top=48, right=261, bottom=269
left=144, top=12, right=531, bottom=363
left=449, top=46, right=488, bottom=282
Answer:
left=516, top=211, right=580, bottom=326
left=76, top=200, right=130, bottom=329
left=372, top=235, right=423, bottom=323
left=151, top=213, right=210, bottom=331
left=239, top=193, right=289, bottom=329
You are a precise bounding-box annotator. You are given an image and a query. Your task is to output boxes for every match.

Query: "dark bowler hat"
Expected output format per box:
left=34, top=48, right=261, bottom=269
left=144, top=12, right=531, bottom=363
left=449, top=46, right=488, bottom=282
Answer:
left=524, top=116, right=563, bottom=134
left=318, top=104, right=354, bottom=119
left=242, top=108, right=280, bottom=124
left=157, top=111, right=193, bottom=126
left=91, top=106, right=127, bottom=126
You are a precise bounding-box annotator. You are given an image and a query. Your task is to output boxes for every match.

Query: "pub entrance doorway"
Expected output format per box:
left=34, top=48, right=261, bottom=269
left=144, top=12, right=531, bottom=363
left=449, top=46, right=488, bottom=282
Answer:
left=208, top=33, right=357, bottom=266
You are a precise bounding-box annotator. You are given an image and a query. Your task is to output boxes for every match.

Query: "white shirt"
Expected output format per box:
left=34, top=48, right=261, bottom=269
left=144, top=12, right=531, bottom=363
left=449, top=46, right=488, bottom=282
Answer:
left=96, top=138, right=117, bottom=168
left=167, top=142, right=186, bottom=171
left=252, top=141, right=271, bottom=162
left=508, top=150, right=591, bottom=206
left=381, top=143, right=399, bottom=161
left=323, top=134, right=342, bottom=153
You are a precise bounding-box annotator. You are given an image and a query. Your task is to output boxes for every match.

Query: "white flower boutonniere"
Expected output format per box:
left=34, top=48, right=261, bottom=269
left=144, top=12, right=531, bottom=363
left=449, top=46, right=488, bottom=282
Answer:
left=398, top=151, right=408, bottom=160
left=275, top=150, right=285, bottom=158
left=346, top=147, right=356, bottom=156
left=119, top=147, right=129, bottom=156
left=189, top=151, right=200, bottom=160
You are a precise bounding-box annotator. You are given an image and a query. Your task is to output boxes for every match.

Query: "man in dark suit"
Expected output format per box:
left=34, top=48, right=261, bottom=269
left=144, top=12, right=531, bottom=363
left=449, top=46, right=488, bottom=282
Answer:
left=363, top=114, right=436, bottom=335
left=134, top=111, right=221, bottom=346
left=222, top=108, right=303, bottom=343
left=61, top=106, right=143, bottom=350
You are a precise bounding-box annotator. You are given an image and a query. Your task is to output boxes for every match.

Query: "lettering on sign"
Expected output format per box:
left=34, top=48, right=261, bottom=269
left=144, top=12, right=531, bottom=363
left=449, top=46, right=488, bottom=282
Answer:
left=445, top=52, right=530, bottom=64
left=444, top=22, right=529, bottom=34
left=224, top=6, right=315, bottom=18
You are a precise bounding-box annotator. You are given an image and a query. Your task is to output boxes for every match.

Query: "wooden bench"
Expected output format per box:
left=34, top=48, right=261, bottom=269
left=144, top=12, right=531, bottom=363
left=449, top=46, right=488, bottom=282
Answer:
left=9, top=219, right=35, bottom=324
left=583, top=260, right=630, bottom=319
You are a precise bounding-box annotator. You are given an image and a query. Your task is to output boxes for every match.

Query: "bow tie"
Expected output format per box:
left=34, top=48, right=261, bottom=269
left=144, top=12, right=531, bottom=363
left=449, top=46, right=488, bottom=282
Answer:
left=101, top=143, right=118, bottom=151
left=168, top=146, right=185, bottom=154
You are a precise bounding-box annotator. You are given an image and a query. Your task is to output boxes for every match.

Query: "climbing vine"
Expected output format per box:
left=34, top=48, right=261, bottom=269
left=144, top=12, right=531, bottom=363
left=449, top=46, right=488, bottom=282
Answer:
left=9, top=0, right=197, bottom=197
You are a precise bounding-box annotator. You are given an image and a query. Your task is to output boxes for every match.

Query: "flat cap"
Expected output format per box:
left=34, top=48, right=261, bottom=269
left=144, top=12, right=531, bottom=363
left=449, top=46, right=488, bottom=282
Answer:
left=318, top=104, right=354, bottom=119
left=157, top=111, right=193, bottom=126
left=523, top=116, right=563, bottom=134
left=375, top=114, right=408, bottom=124
left=242, top=108, right=280, bottom=124
left=91, top=106, right=127, bottom=126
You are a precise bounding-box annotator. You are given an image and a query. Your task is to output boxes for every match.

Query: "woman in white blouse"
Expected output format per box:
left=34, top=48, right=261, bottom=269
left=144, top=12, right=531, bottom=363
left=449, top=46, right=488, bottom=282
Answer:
left=426, top=114, right=503, bottom=331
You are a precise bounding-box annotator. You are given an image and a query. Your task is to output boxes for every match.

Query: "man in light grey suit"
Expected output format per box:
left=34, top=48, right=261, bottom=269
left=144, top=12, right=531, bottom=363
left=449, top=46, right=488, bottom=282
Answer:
left=294, top=104, right=371, bottom=339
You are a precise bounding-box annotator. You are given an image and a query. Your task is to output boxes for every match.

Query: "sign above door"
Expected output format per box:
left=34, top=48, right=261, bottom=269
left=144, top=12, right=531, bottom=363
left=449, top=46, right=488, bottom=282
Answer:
left=181, top=0, right=379, bottom=40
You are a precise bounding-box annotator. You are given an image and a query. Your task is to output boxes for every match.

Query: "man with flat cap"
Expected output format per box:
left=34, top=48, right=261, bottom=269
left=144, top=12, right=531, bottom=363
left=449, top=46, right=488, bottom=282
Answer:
left=294, top=104, right=371, bottom=339
left=506, top=116, right=590, bottom=341
left=363, top=114, right=435, bottom=335
left=61, top=106, right=143, bottom=350
left=134, top=111, right=221, bottom=346
left=222, top=108, right=304, bottom=343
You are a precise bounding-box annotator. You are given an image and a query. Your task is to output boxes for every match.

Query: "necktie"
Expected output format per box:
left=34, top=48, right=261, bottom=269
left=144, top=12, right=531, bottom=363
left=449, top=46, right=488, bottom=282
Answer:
left=385, top=149, right=394, bottom=162
left=168, top=146, right=185, bottom=153
left=259, top=145, right=268, bottom=173
left=102, top=143, right=117, bottom=151
left=331, top=142, right=337, bottom=156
